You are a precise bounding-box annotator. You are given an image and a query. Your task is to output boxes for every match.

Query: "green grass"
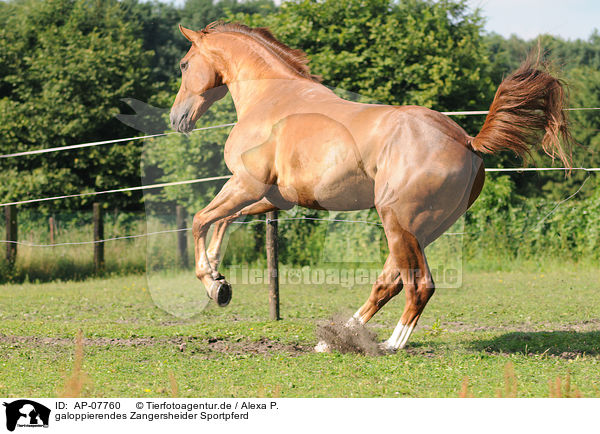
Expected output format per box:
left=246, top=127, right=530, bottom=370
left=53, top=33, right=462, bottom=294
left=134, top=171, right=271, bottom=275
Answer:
left=0, top=266, right=599, bottom=397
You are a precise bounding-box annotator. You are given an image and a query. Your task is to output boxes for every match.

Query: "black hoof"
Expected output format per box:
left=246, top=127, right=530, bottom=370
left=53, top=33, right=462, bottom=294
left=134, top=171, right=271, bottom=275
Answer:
left=215, top=280, right=232, bottom=307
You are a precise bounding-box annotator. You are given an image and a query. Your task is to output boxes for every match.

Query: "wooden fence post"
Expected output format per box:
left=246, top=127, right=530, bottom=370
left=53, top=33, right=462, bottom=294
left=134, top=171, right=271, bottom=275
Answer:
left=49, top=215, right=56, bottom=245
left=266, top=210, right=280, bottom=320
left=5, top=205, right=17, bottom=268
left=93, top=203, right=104, bottom=273
left=176, top=205, right=188, bottom=268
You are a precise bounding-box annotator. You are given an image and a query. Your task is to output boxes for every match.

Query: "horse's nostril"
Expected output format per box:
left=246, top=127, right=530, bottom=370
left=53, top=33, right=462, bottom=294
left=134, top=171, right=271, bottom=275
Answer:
left=169, top=112, right=178, bottom=129
left=170, top=110, right=190, bottom=132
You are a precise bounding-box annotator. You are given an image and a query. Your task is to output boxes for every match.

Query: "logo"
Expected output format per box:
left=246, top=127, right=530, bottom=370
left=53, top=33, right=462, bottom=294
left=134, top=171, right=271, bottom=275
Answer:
left=3, top=400, right=50, bottom=432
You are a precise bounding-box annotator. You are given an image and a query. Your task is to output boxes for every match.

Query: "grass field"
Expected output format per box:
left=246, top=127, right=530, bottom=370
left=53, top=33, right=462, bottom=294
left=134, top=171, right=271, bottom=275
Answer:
left=0, top=265, right=599, bottom=398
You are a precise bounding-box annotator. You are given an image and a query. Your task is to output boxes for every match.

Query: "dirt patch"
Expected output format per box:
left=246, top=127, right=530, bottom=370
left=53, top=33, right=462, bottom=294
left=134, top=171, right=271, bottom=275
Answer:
left=191, top=337, right=309, bottom=358
left=404, top=346, right=438, bottom=358
left=0, top=335, right=311, bottom=357
left=0, top=335, right=175, bottom=347
left=316, top=315, right=383, bottom=356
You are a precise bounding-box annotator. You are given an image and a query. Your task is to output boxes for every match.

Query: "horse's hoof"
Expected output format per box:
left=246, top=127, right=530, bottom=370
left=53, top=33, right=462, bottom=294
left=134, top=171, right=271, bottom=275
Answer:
left=314, top=340, right=331, bottom=353
left=208, top=277, right=232, bottom=307
left=215, top=280, right=232, bottom=307
left=378, top=341, right=397, bottom=354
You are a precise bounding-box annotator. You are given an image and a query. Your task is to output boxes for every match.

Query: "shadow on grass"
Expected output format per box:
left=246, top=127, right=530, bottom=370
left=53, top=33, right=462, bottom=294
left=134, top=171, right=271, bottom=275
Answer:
left=470, top=331, right=600, bottom=357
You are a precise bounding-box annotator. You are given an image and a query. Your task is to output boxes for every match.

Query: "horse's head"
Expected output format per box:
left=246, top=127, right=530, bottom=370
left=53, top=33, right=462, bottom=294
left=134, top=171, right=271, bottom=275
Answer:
left=170, top=25, right=228, bottom=133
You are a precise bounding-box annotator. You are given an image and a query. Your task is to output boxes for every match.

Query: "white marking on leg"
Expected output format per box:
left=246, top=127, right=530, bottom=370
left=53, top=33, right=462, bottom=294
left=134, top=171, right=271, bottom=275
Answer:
left=385, top=321, right=406, bottom=350
left=384, top=321, right=415, bottom=350
left=352, top=309, right=369, bottom=325
left=398, top=324, right=414, bottom=349
left=346, top=311, right=365, bottom=327
left=396, top=323, right=411, bottom=346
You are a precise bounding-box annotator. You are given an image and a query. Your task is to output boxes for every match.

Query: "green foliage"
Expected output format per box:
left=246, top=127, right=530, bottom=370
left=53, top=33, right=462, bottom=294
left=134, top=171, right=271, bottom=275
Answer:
left=485, top=31, right=600, bottom=199
left=230, top=0, right=493, bottom=115
left=466, top=174, right=516, bottom=238
left=181, top=0, right=276, bottom=30
left=568, top=65, right=600, bottom=168
left=0, top=0, right=154, bottom=211
left=0, top=0, right=598, bottom=277
left=464, top=174, right=600, bottom=263
left=0, top=209, right=147, bottom=283
left=121, top=0, right=186, bottom=95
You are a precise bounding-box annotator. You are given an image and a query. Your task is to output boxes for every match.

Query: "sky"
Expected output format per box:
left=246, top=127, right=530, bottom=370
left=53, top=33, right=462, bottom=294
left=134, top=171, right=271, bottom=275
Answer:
left=465, top=0, right=599, bottom=40
left=163, top=0, right=600, bottom=41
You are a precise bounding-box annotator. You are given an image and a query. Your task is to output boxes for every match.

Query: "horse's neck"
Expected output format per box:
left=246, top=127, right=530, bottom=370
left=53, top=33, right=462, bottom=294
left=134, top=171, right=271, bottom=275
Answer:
left=228, top=78, right=327, bottom=119
left=211, top=34, right=324, bottom=117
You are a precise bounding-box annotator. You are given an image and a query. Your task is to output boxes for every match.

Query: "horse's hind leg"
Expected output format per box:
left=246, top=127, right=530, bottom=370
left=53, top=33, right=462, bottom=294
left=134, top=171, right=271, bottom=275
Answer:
left=314, top=255, right=404, bottom=352
left=314, top=208, right=411, bottom=353
left=351, top=254, right=403, bottom=324
left=378, top=207, right=435, bottom=351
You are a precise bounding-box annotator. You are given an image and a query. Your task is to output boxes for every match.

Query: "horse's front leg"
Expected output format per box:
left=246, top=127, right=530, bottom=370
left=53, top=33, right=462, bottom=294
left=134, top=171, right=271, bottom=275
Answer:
left=206, top=198, right=279, bottom=272
left=193, top=176, right=267, bottom=306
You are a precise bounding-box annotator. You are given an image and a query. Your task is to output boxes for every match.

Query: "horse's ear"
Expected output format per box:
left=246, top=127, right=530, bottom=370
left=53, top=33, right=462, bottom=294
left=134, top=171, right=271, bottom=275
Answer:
left=179, top=24, right=199, bottom=43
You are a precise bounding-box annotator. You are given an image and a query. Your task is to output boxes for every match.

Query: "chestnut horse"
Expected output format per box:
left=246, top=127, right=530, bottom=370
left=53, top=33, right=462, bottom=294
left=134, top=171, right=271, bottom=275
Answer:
left=170, top=22, right=572, bottom=352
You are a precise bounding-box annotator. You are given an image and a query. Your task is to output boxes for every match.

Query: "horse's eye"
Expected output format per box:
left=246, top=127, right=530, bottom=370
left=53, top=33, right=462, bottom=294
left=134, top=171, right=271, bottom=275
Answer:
left=180, top=61, right=189, bottom=72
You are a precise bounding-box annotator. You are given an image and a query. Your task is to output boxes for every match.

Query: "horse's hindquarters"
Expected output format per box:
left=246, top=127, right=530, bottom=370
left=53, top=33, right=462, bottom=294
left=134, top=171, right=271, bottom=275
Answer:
left=373, top=112, right=483, bottom=247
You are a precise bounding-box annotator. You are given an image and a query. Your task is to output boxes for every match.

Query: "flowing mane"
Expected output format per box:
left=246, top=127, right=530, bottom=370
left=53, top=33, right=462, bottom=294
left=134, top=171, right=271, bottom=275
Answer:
left=200, top=21, right=321, bottom=82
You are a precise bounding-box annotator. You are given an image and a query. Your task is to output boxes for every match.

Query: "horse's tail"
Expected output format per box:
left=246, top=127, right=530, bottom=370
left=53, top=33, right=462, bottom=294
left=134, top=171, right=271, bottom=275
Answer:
left=469, top=56, right=573, bottom=168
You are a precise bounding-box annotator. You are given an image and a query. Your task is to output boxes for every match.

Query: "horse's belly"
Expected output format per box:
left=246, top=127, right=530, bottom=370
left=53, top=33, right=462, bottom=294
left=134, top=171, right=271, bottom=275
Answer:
left=268, top=112, right=378, bottom=210
left=276, top=166, right=375, bottom=211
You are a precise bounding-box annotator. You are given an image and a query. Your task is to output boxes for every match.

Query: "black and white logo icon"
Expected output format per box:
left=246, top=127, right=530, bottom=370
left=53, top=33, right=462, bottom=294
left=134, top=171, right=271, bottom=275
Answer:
left=3, top=400, right=50, bottom=432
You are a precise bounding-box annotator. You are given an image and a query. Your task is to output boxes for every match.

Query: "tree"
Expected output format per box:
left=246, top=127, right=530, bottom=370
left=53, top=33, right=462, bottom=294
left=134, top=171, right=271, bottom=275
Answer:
left=181, top=0, right=276, bottom=30
left=485, top=31, right=600, bottom=199
left=0, top=0, right=154, bottom=211
left=121, top=0, right=186, bottom=96
left=230, top=0, right=493, bottom=116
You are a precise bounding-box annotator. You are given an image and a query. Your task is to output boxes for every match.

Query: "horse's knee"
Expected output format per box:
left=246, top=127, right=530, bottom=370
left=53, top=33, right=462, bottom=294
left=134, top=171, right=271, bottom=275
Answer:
left=192, top=211, right=209, bottom=238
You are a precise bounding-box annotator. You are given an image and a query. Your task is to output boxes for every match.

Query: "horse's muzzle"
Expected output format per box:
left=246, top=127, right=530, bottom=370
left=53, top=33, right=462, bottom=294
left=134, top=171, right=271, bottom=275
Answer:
left=170, top=107, right=195, bottom=133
